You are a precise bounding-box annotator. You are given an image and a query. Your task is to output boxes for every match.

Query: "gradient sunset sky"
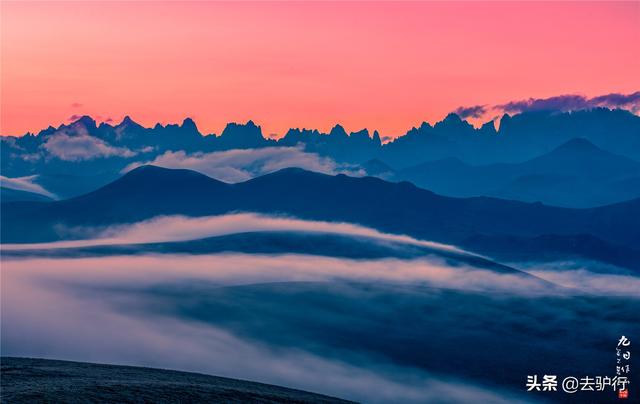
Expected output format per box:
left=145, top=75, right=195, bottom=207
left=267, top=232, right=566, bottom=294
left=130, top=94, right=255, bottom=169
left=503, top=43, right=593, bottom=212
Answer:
left=2, top=1, right=639, bottom=138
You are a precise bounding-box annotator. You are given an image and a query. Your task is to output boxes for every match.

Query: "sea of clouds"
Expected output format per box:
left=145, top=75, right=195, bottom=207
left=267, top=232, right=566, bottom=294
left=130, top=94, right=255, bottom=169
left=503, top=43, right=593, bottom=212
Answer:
left=2, top=214, right=638, bottom=403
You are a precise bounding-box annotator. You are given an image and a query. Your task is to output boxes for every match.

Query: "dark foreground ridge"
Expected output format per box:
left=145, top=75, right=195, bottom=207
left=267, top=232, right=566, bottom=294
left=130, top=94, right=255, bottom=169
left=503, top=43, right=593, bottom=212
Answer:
left=3, top=165, right=639, bottom=271
left=0, top=357, right=352, bottom=403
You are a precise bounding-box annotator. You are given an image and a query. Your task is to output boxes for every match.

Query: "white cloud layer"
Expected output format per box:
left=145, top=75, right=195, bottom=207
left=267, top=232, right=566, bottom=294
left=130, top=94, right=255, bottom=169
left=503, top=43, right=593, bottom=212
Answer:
left=2, top=252, right=635, bottom=402
left=1, top=256, right=529, bottom=403
left=0, top=175, right=57, bottom=199
left=529, top=268, right=640, bottom=296
left=1, top=253, right=536, bottom=294
left=43, top=133, right=135, bottom=161
left=5, top=250, right=640, bottom=298
left=4, top=212, right=639, bottom=296
left=123, top=146, right=364, bottom=182
left=0, top=213, right=466, bottom=254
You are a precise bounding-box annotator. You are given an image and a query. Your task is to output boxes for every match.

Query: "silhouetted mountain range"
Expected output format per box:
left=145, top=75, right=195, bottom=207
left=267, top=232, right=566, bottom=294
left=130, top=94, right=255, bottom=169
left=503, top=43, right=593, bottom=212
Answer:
left=3, top=108, right=639, bottom=169
left=1, top=107, right=639, bottom=206
left=381, top=108, right=640, bottom=166
left=3, top=166, right=639, bottom=270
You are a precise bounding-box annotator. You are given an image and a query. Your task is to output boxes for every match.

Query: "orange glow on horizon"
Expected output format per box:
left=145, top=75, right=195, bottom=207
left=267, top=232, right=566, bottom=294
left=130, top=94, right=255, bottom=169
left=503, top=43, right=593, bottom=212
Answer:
left=1, top=1, right=639, bottom=138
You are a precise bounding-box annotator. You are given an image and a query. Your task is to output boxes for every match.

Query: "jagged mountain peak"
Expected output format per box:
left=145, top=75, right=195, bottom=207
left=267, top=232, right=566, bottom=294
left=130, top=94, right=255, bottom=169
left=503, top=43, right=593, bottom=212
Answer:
left=329, top=124, right=348, bottom=138
left=221, top=120, right=262, bottom=137
left=116, top=115, right=144, bottom=130
left=70, top=115, right=97, bottom=129
left=181, top=117, right=198, bottom=131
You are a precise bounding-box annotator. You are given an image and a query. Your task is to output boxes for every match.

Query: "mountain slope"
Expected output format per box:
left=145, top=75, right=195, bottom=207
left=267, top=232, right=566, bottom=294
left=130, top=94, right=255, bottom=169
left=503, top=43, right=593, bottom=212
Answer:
left=0, top=187, right=53, bottom=203
left=462, top=233, right=640, bottom=273
left=520, top=137, right=640, bottom=177
left=396, top=138, right=640, bottom=207
left=1, top=357, right=349, bottom=403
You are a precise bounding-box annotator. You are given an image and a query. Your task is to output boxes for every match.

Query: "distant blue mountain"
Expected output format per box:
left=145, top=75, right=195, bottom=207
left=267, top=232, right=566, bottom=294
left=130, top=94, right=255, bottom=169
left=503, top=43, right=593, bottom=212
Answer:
left=3, top=166, right=638, bottom=270
left=396, top=138, right=640, bottom=207
left=382, top=108, right=640, bottom=167
left=360, top=158, right=395, bottom=179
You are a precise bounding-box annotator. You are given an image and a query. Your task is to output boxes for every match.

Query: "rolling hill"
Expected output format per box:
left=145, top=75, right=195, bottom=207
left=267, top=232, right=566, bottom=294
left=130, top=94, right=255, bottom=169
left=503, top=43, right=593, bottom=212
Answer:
left=2, top=166, right=638, bottom=269
left=0, top=357, right=349, bottom=403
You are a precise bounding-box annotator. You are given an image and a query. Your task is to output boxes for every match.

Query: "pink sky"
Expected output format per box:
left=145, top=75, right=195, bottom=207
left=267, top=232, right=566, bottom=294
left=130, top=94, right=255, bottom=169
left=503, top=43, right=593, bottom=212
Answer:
left=1, top=1, right=639, bottom=138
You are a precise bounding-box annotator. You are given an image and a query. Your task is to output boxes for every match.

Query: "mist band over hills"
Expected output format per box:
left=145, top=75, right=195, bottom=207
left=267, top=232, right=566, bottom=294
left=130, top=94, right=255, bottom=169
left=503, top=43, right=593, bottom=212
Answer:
left=3, top=165, right=639, bottom=274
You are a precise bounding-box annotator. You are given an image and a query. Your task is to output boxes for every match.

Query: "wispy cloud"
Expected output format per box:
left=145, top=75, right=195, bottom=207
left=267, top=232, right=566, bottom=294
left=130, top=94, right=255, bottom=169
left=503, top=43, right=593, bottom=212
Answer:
left=1, top=213, right=465, bottom=255
left=14, top=252, right=640, bottom=296
left=122, top=147, right=364, bottom=183
left=590, top=92, right=640, bottom=110
left=43, top=132, right=135, bottom=161
left=451, top=91, right=640, bottom=122
left=0, top=175, right=57, bottom=199
left=497, top=91, right=640, bottom=114
left=453, top=105, right=487, bottom=119
left=5, top=253, right=543, bottom=294
left=528, top=266, right=640, bottom=296
left=7, top=213, right=640, bottom=297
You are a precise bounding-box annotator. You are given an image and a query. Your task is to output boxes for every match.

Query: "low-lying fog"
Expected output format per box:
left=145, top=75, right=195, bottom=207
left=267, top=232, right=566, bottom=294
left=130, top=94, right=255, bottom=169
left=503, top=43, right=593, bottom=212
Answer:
left=2, top=214, right=638, bottom=403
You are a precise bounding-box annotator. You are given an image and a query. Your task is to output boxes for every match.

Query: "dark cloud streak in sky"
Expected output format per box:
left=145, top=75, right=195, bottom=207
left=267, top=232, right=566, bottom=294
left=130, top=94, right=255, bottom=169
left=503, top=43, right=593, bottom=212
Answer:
left=451, top=91, right=640, bottom=121
left=453, top=105, right=487, bottom=119
left=497, top=91, right=640, bottom=114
